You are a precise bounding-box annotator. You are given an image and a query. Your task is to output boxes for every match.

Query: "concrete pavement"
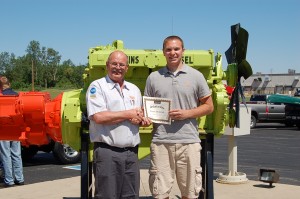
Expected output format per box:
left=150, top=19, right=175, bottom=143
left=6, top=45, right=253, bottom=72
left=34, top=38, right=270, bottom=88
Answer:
left=0, top=169, right=299, bottom=199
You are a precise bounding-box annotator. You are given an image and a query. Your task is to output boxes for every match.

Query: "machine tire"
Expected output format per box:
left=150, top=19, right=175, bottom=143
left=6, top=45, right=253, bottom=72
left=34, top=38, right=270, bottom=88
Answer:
left=52, top=142, right=81, bottom=164
left=21, top=146, right=39, bottom=161
left=250, top=115, right=257, bottom=129
left=285, top=121, right=294, bottom=127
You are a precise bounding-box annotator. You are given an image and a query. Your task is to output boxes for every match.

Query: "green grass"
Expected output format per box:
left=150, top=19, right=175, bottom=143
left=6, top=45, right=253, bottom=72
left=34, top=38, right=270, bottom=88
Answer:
left=41, top=88, right=66, bottom=98
left=16, top=87, right=81, bottom=99
left=16, top=88, right=75, bottom=99
left=42, top=88, right=81, bottom=98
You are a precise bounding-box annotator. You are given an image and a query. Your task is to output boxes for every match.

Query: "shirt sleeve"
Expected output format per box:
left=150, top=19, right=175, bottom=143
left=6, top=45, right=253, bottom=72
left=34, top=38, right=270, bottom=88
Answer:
left=144, top=75, right=152, bottom=97
left=198, top=72, right=211, bottom=99
left=86, top=81, right=107, bottom=119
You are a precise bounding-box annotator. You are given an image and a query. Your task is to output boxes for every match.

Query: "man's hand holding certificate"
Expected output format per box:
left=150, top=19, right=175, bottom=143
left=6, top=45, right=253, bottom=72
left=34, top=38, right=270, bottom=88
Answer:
left=143, top=96, right=172, bottom=124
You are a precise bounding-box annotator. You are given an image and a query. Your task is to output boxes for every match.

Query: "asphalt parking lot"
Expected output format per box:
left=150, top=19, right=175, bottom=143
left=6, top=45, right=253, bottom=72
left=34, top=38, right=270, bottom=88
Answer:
left=2, top=123, right=299, bottom=187
left=140, top=123, right=300, bottom=186
left=213, top=123, right=300, bottom=186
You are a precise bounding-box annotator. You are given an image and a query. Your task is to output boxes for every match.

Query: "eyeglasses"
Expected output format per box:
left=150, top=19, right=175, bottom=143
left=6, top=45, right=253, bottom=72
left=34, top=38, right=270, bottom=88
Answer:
left=109, top=62, right=127, bottom=68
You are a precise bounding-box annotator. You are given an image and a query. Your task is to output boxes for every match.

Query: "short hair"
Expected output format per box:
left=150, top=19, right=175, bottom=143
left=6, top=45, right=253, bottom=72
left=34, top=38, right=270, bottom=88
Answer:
left=163, top=35, right=184, bottom=50
left=0, top=76, right=2, bottom=90
left=0, top=76, right=10, bottom=89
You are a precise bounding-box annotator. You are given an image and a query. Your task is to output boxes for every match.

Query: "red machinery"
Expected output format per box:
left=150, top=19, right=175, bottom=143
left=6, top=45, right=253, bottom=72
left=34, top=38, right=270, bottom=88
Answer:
left=225, top=84, right=235, bottom=97
left=0, top=92, right=63, bottom=150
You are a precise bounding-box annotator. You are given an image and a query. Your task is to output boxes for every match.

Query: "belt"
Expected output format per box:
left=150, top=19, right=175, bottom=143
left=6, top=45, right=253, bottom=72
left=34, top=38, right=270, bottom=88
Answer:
left=94, top=142, right=138, bottom=153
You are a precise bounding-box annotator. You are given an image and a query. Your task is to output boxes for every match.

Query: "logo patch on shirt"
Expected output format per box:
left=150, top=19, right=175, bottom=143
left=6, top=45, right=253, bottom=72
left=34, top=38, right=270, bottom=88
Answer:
left=89, top=87, right=96, bottom=98
left=129, top=95, right=135, bottom=106
left=90, top=87, right=96, bottom=94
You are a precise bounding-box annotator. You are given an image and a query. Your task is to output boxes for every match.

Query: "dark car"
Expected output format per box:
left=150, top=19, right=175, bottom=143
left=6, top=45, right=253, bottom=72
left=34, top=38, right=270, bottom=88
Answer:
left=294, top=88, right=300, bottom=97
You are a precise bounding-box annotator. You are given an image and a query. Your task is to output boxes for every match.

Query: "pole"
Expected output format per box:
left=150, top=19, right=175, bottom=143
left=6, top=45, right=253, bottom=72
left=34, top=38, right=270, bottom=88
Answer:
left=81, top=128, right=89, bottom=199
left=31, top=59, right=34, bottom=91
left=199, top=133, right=214, bottom=199
left=80, top=113, right=92, bottom=199
left=228, top=132, right=237, bottom=176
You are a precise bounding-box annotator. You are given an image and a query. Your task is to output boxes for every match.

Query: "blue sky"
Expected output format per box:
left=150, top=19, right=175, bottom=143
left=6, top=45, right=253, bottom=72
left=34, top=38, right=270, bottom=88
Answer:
left=1, top=0, right=299, bottom=74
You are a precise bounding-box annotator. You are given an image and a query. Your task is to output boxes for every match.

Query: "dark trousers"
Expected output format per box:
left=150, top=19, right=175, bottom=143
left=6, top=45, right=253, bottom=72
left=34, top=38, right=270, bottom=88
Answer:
left=93, top=142, right=140, bottom=199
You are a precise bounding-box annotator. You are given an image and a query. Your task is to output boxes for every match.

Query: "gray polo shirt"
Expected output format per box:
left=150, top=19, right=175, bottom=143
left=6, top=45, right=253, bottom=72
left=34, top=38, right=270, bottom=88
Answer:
left=144, top=64, right=211, bottom=143
left=86, top=75, right=142, bottom=148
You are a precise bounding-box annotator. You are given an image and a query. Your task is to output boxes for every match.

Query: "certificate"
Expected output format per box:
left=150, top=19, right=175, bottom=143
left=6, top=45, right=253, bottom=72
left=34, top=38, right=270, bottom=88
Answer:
left=143, top=96, right=172, bottom=124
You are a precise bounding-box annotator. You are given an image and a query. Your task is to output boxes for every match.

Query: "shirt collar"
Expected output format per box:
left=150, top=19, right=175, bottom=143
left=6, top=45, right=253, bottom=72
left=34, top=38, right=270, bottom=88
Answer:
left=105, top=75, right=129, bottom=90
left=163, top=64, right=188, bottom=75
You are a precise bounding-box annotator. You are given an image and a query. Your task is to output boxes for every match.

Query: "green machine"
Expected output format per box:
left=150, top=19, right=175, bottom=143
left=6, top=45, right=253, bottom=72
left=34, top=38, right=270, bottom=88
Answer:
left=60, top=23, right=252, bottom=199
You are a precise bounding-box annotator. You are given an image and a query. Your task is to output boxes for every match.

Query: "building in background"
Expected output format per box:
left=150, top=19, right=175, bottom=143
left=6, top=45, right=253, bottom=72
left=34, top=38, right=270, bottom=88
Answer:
left=241, top=69, right=300, bottom=96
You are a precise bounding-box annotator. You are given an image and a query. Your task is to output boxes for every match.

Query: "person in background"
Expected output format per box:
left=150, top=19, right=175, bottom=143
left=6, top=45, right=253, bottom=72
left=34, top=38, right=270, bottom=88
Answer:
left=0, top=77, right=3, bottom=180
left=0, top=76, right=25, bottom=187
left=0, top=75, right=2, bottom=92
left=144, top=36, right=214, bottom=199
left=86, top=50, right=150, bottom=199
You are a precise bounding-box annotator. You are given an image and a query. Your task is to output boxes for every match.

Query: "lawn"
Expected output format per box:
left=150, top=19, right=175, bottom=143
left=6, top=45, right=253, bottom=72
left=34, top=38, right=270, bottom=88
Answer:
left=17, top=88, right=76, bottom=99
left=41, top=88, right=67, bottom=98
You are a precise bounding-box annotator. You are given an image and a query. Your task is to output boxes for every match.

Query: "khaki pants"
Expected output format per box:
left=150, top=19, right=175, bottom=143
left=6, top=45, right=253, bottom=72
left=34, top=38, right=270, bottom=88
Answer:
left=149, top=143, right=202, bottom=199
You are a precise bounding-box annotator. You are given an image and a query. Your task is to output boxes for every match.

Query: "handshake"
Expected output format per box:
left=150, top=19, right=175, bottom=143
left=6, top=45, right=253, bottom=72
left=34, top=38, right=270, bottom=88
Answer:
left=129, top=108, right=151, bottom=127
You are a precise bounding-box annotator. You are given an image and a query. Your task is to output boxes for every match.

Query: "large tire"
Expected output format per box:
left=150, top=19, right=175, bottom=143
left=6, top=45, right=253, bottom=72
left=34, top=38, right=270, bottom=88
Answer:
left=21, top=146, right=39, bottom=161
left=250, top=115, right=257, bottom=129
left=52, top=142, right=81, bottom=164
left=285, top=121, right=294, bottom=127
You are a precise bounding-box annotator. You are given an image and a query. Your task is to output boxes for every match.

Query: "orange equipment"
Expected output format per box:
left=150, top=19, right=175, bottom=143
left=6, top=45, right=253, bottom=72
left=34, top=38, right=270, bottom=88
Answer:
left=0, top=91, right=63, bottom=147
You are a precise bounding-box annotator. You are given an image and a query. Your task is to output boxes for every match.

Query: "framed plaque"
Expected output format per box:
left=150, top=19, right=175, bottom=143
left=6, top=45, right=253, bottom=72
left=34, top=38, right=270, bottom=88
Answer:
left=143, top=96, right=172, bottom=124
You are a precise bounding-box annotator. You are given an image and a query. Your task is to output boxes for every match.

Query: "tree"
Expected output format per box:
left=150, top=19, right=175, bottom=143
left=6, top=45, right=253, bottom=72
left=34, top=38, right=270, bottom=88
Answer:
left=46, top=48, right=61, bottom=82
left=56, top=59, right=85, bottom=89
left=25, top=41, right=62, bottom=88
left=1, top=40, right=85, bottom=90
left=0, top=52, right=15, bottom=74
left=4, top=54, right=32, bottom=89
left=26, top=40, right=42, bottom=89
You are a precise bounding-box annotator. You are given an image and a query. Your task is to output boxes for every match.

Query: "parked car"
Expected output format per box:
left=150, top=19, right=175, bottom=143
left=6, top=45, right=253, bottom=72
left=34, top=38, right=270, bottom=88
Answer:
left=267, top=94, right=300, bottom=130
left=246, top=94, right=290, bottom=128
left=294, top=88, right=300, bottom=97
left=285, top=103, right=300, bottom=130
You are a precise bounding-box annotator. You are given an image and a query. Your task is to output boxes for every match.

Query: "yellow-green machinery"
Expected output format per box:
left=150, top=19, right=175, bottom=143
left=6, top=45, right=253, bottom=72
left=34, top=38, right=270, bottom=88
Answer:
left=59, top=23, right=252, bottom=199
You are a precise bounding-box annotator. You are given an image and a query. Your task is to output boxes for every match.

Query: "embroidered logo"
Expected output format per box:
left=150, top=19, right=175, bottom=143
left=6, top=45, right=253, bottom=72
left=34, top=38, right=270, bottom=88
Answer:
left=89, top=87, right=96, bottom=98
left=90, top=87, right=96, bottom=94
left=129, top=95, right=135, bottom=106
